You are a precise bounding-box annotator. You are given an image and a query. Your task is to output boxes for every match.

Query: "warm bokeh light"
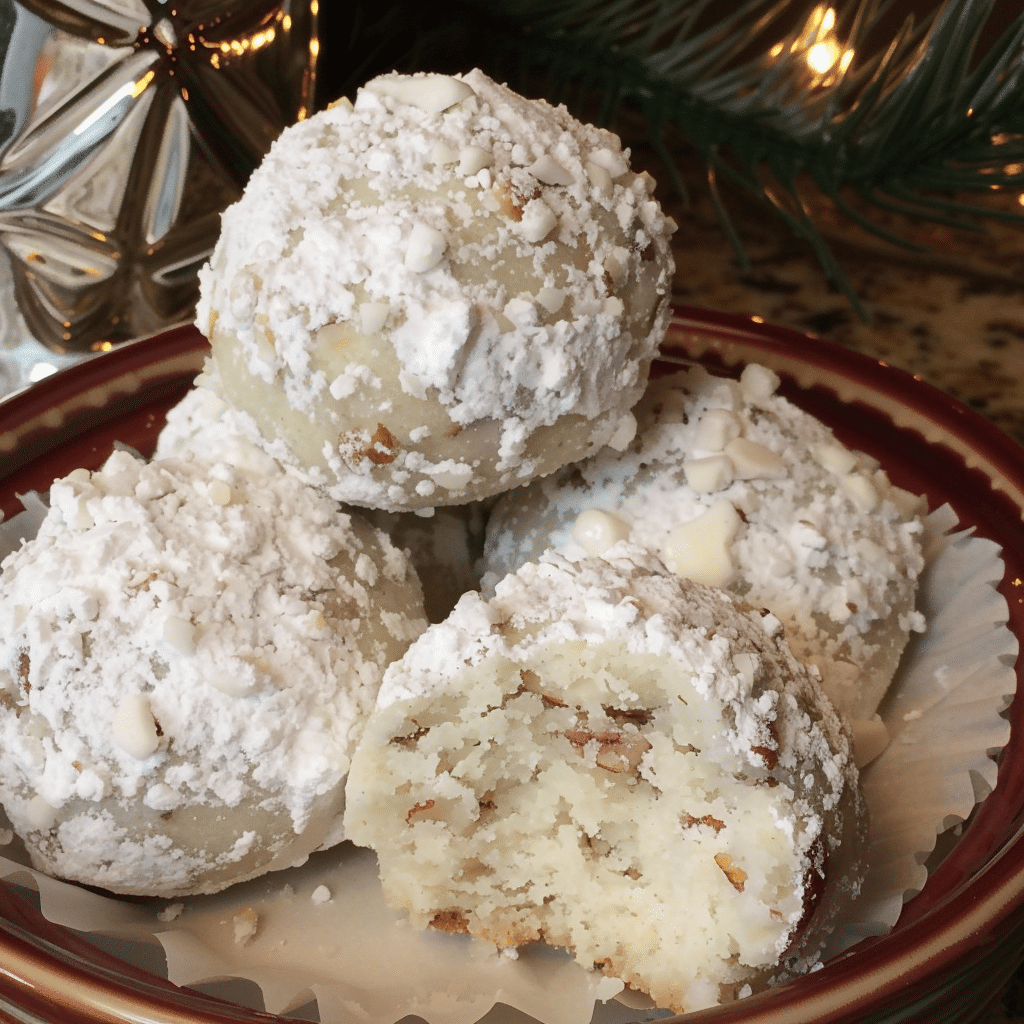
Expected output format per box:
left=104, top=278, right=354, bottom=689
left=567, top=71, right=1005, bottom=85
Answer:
left=772, top=5, right=853, bottom=88
left=803, top=6, right=853, bottom=85
left=131, top=70, right=155, bottom=99
left=219, top=26, right=276, bottom=57
left=807, top=40, right=841, bottom=74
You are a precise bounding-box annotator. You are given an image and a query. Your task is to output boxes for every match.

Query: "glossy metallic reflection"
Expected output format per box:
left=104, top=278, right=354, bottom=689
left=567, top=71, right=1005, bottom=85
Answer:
left=0, top=0, right=317, bottom=353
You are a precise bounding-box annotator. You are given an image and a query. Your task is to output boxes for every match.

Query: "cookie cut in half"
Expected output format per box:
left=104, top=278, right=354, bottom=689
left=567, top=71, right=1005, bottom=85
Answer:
left=344, top=548, right=864, bottom=1013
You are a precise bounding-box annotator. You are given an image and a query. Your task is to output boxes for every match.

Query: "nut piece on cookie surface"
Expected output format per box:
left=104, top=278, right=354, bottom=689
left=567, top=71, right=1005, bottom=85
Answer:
left=197, top=69, right=675, bottom=511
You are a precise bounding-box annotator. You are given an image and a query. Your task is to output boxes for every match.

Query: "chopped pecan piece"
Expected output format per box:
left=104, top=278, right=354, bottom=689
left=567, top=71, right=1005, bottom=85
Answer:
left=715, top=853, right=747, bottom=892
left=365, top=423, right=399, bottom=466
left=493, top=181, right=539, bottom=222
left=567, top=726, right=651, bottom=773
left=406, top=799, right=436, bottom=824
left=430, top=909, right=470, bottom=934
left=340, top=423, right=401, bottom=468
left=390, top=723, right=429, bottom=748
left=518, top=669, right=567, bottom=708
left=681, top=813, right=726, bottom=832
left=603, top=705, right=653, bottom=726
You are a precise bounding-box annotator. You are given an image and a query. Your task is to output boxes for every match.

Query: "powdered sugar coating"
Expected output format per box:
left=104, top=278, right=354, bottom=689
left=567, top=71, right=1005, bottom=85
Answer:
left=483, top=365, right=927, bottom=722
left=345, top=548, right=864, bottom=1013
left=0, top=450, right=427, bottom=896
left=154, top=361, right=278, bottom=478
left=197, top=69, right=675, bottom=511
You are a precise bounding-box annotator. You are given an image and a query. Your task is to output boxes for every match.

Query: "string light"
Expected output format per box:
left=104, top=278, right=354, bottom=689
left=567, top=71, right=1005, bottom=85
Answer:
left=779, top=5, right=853, bottom=87
left=807, top=40, right=840, bottom=75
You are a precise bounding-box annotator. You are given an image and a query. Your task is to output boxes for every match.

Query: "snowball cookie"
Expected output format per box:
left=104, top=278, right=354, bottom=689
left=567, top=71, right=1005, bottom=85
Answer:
left=483, top=364, right=927, bottom=725
left=344, top=548, right=865, bottom=1014
left=0, top=449, right=428, bottom=897
left=196, top=68, right=676, bottom=511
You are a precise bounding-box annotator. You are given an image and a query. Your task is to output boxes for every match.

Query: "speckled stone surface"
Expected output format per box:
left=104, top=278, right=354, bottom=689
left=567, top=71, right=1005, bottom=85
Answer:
left=673, top=227, right=1024, bottom=442
left=650, top=146, right=1024, bottom=448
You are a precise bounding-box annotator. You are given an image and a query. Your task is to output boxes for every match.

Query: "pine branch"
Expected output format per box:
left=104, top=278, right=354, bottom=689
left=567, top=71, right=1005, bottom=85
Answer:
left=333, top=1, right=1024, bottom=315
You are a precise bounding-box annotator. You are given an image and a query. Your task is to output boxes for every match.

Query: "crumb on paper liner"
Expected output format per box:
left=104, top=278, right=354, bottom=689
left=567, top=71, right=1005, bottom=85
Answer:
left=0, top=503, right=1016, bottom=1024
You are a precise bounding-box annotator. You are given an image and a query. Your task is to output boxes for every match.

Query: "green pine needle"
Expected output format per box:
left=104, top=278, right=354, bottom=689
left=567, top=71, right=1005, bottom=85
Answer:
left=343, top=0, right=1024, bottom=315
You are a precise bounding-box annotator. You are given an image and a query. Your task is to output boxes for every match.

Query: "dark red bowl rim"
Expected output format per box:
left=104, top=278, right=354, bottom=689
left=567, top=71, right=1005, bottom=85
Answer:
left=0, top=306, right=1021, bottom=1024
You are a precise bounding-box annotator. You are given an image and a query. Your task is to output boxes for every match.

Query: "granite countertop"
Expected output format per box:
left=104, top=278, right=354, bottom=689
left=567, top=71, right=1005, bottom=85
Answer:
left=653, top=151, right=1024, bottom=448
left=673, top=239, right=1024, bottom=450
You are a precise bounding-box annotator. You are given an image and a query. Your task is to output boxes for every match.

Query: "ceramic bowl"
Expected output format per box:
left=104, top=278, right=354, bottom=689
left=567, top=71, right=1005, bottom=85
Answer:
left=1, top=308, right=1023, bottom=1024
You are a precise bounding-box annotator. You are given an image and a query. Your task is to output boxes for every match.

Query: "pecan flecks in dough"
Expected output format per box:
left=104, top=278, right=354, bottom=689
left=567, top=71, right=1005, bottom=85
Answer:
left=682, top=813, right=726, bottom=832
left=391, top=724, right=430, bottom=748
left=494, top=181, right=540, bottom=222
left=366, top=424, right=400, bottom=466
left=338, top=423, right=401, bottom=469
left=604, top=705, right=653, bottom=726
left=595, top=732, right=651, bottom=773
left=129, top=572, right=159, bottom=592
left=715, top=853, right=747, bottom=893
left=406, top=799, right=436, bottom=824
left=430, top=909, right=470, bottom=934
left=518, top=669, right=567, bottom=708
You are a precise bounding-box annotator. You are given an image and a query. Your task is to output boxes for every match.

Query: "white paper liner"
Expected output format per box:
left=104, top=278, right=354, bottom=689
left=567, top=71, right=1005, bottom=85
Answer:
left=824, top=504, right=1016, bottom=953
left=0, top=500, right=1016, bottom=1024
